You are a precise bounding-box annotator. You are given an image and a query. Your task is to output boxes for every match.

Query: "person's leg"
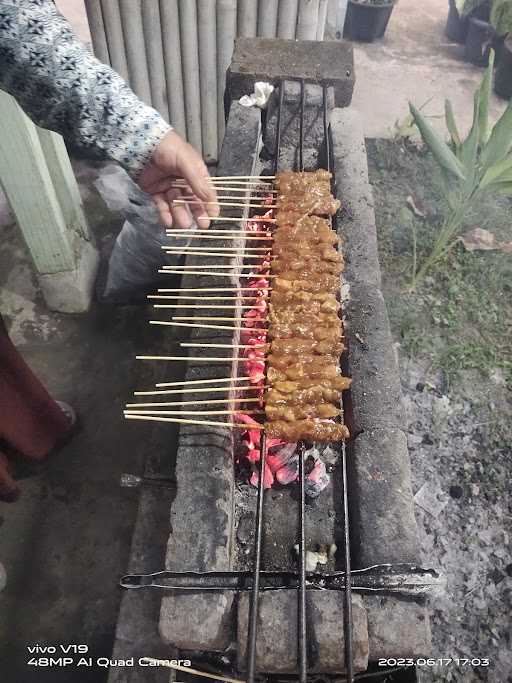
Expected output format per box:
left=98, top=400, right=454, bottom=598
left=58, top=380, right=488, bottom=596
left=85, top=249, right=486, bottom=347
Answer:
left=0, top=316, right=72, bottom=461
left=0, top=451, right=20, bottom=502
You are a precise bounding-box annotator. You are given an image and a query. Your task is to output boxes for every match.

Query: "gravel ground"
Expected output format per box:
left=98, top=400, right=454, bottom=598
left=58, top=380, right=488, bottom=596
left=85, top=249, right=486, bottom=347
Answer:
left=400, top=357, right=512, bottom=683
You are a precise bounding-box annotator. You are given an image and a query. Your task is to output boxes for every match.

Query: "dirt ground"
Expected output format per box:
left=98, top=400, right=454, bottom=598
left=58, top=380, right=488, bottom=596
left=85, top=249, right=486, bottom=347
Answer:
left=367, top=138, right=512, bottom=683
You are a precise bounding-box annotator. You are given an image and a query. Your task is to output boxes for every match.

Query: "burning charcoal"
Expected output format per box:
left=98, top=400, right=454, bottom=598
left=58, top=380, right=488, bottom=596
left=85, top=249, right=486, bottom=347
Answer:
left=305, top=458, right=330, bottom=498
left=267, top=443, right=297, bottom=474
left=275, top=456, right=299, bottom=485
left=250, top=463, right=274, bottom=489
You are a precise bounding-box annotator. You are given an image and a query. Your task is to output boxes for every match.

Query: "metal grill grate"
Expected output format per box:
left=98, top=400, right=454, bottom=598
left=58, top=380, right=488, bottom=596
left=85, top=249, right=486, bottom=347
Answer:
left=245, top=78, right=354, bottom=683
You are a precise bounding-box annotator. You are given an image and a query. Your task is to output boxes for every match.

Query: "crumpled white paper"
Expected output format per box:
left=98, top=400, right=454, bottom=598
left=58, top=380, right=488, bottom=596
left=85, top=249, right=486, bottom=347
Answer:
left=239, top=81, right=274, bottom=109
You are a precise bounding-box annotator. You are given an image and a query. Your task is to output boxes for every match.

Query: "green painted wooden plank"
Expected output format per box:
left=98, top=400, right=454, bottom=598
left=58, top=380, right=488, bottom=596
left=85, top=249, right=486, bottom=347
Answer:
left=0, top=91, right=76, bottom=274
left=37, top=127, right=91, bottom=242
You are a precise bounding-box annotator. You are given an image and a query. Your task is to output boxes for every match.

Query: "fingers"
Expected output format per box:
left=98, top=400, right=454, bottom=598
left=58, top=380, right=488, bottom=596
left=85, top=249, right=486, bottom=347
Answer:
left=153, top=192, right=173, bottom=228
left=179, top=152, right=219, bottom=221
left=167, top=187, right=194, bottom=229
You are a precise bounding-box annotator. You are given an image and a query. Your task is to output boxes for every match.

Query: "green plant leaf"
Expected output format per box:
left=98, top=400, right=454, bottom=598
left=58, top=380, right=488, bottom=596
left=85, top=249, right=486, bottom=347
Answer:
left=478, top=50, right=495, bottom=146
left=488, top=180, right=512, bottom=196
left=457, top=0, right=484, bottom=16
left=445, top=99, right=462, bottom=149
left=480, top=154, right=512, bottom=187
left=490, top=0, right=512, bottom=35
left=480, top=99, right=512, bottom=171
left=460, top=91, right=481, bottom=177
left=409, top=103, right=466, bottom=180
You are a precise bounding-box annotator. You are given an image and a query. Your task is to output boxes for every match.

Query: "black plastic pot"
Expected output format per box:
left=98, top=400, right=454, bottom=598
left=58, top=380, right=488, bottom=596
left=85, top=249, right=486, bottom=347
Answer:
left=465, top=17, right=495, bottom=66
left=344, top=0, right=395, bottom=43
left=494, top=36, right=512, bottom=99
left=446, top=0, right=468, bottom=43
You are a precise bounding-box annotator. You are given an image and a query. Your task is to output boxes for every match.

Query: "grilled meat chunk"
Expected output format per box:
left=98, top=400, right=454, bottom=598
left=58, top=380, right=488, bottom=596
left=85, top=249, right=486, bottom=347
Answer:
left=265, top=420, right=350, bottom=443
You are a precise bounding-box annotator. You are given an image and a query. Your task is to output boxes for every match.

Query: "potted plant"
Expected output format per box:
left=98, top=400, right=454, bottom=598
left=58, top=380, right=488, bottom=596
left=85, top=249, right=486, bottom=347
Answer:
left=343, top=0, right=397, bottom=43
left=495, top=34, right=512, bottom=97
left=457, top=0, right=512, bottom=66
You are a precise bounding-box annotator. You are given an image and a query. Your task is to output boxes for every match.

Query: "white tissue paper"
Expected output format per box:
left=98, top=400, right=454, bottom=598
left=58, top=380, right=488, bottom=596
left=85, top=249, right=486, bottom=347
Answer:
left=239, top=81, right=274, bottom=109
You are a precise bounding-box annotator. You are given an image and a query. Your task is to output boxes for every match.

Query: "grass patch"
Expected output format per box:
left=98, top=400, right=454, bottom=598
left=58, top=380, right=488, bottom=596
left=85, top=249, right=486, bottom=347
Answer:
left=367, top=138, right=512, bottom=387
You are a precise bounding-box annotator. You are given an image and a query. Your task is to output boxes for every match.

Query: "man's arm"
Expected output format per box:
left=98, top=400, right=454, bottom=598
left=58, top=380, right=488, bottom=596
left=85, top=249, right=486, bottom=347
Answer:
left=0, top=0, right=218, bottom=226
left=0, top=0, right=170, bottom=178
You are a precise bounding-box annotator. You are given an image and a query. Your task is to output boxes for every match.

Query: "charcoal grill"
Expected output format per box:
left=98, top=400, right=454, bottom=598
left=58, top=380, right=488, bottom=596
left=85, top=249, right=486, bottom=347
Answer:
left=111, top=40, right=436, bottom=683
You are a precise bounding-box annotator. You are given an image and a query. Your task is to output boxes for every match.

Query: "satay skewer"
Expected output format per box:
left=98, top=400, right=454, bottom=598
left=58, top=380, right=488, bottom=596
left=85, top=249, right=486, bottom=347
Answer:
left=160, top=264, right=270, bottom=270
left=153, top=376, right=249, bottom=386
left=162, top=251, right=272, bottom=259
left=148, top=296, right=266, bottom=301
left=125, top=414, right=264, bottom=429
left=134, top=385, right=267, bottom=396
left=154, top=304, right=261, bottom=310
left=180, top=343, right=265, bottom=348
left=164, top=233, right=273, bottom=240
left=156, top=287, right=270, bottom=292
left=173, top=200, right=277, bottom=209
left=158, top=270, right=276, bottom=278
left=127, top=398, right=262, bottom=407
left=191, top=217, right=276, bottom=224
left=165, top=228, right=272, bottom=235
left=172, top=316, right=264, bottom=322
left=162, top=246, right=271, bottom=252
left=125, top=409, right=263, bottom=417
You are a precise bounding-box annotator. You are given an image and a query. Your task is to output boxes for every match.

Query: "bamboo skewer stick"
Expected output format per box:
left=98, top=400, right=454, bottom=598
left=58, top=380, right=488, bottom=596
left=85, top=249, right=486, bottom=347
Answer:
left=125, top=414, right=263, bottom=429
left=172, top=316, right=262, bottom=322
left=162, top=246, right=271, bottom=252
left=180, top=343, right=265, bottom=348
left=156, top=287, right=272, bottom=292
left=153, top=376, right=248, bottom=387
left=166, top=228, right=272, bottom=235
left=209, top=175, right=275, bottom=181
left=161, top=264, right=269, bottom=270
left=193, top=217, right=276, bottom=224
left=162, top=251, right=271, bottom=259
left=158, top=270, right=277, bottom=278
left=171, top=185, right=277, bottom=194
left=164, top=233, right=273, bottom=240
left=149, top=295, right=267, bottom=301
left=154, top=304, right=258, bottom=310
left=127, top=398, right=262, bottom=407
left=125, top=409, right=263, bottom=416
left=134, top=385, right=267, bottom=397
left=149, top=321, right=267, bottom=332
left=174, top=199, right=277, bottom=209
left=136, top=352, right=242, bottom=361
left=139, top=658, right=245, bottom=683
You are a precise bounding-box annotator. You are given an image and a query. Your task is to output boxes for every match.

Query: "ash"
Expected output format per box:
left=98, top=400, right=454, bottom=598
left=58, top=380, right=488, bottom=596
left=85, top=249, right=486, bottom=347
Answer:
left=401, top=356, right=512, bottom=683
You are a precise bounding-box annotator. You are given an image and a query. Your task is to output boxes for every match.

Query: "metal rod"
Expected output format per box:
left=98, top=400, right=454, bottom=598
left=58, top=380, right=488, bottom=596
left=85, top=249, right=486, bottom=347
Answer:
left=274, top=81, right=285, bottom=175
left=341, top=440, right=354, bottom=682
left=298, top=442, right=307, bottom=683
left=322, top=80, right=355, bottom=682
left=246, top=433, right=267, bottom=683
left=299, top=79, right=305, bottom=172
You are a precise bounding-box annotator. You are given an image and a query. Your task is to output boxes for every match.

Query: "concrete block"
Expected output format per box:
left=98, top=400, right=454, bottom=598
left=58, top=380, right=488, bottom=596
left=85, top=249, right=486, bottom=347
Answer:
left=227, top=38, right=355, bottom=108
left=344, top=282, right=406, bottom=434
left=349, top=428, right=420, bottom=566
left=38, top=239, right=99, bottom=313
left=237, top=590, right=369, bottom=673
left=159, top=98, right=263, bottom=654
left=331, top=108, right=381, bottom=288
left=160, top=592, right=235, bottom=652
left=365, top=595, right=432, bottom=660
left=264, top=83, right=335, bottom=172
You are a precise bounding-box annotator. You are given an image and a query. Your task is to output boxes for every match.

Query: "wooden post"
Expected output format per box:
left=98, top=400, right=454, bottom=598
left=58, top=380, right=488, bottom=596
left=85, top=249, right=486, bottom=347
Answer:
left=0, top=91, right=98, bottom=313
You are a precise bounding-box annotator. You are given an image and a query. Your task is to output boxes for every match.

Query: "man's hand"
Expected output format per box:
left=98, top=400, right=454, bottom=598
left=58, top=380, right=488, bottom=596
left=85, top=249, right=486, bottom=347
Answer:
left=138, top=130, right=219, bottom=229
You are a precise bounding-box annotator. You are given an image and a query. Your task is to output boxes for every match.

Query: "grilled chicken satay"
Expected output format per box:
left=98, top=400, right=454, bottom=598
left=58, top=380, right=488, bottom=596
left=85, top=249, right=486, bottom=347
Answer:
left=276, top=194, right=341, bottom=217
left=266, top=403, right=341, bottom=421
left=275, top=169, right=332, bottom=195
left=270, top=338, right=345, bottom=356
left=265, top=420, right=350, bottom=443
left=274, top=274, right=340, bottom=293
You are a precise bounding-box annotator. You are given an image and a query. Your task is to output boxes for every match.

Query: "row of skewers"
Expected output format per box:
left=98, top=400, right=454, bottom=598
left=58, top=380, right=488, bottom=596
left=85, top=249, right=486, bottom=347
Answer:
left=123, top=171, right=350, bottom=448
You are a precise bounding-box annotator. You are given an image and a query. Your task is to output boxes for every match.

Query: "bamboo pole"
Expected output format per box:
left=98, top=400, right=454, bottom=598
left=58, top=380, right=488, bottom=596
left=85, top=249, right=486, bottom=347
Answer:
left=179, top=0, right=202, bottom=150
left=160, top=0, right=186, bottom=136
left=277, top=0, right=299, bottom=38
left=197, top=0, right=218, bottom=162
left=258, top=0, right=279, bottom=37
left=238, top=0, right=258, bottom=37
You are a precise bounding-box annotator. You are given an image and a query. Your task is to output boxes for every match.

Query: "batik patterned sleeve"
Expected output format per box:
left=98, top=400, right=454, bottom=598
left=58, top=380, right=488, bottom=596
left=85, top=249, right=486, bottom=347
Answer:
left=0, top=0, right=171, bottom=178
